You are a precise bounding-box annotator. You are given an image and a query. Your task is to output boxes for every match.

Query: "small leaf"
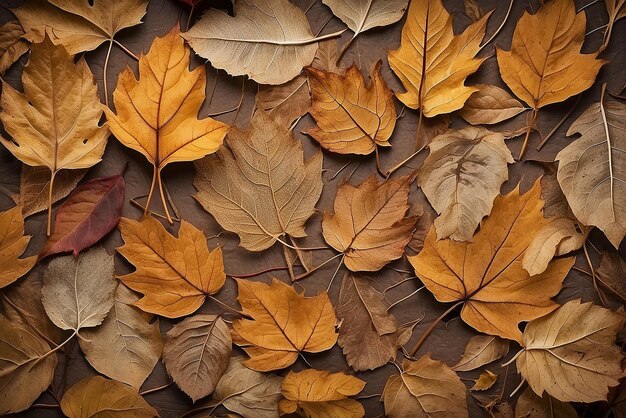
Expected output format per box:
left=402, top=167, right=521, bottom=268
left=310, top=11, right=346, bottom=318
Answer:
left=459, top=85, right=526, bottom=125
left=514, top=386, right=577, bottom=418
left=0, top=20, right=29, bottom=75
left=471, top=370, right=497, bottom=391
left=597, top=252, right=626, bottom=302
left=0, top=206, right=36, bottom=289
left=453, top=335, right=509, bottom=372
left=257, top=74, right=310, bottom=130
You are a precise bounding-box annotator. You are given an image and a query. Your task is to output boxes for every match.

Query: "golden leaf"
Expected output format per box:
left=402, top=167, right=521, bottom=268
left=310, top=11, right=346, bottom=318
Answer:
left=471, top=370, right=497, bottom=391
left=117, top=216, right=226, bottom=318
left=0, top=21, right=28, bottom=75
left=408, top=181, right=574, bottom=343
left=232, top=278, right=337, bottom=371
left=0, top=206, right=36, bottom=289
left=104, top=26, right=228, bottom=223
left=279, top=369, right=366, bottom=418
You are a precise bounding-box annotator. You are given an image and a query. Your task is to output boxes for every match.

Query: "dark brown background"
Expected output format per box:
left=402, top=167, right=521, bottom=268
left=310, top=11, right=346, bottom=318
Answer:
left=1, top=0, right=625, bottom=416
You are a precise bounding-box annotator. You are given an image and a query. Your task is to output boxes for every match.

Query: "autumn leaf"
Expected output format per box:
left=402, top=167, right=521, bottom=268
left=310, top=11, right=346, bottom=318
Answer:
left=117, top=216, right=226, bottom=318
left=419, top=126, right=514, bottom=241
left=322, top=175, right=416, bottom=271
left=459, top=85, right=527, bottom=125
left=337, top=274, right=398, bottom=371
left=163, top=314, right=231, bottom=402
left=279, top=369, right=366, bottom=418
left=194, top=110, right=322, bottom=252
left=496, top=0, right=605, bottom=158
left=0, top=37, right=109, bottom=235
left=515, top=387, right=577, bottom=418
left=257, top=74, right=310, bottom=130
left=182, top=0, right=343, bottom=85
left=232, top=278, right=337, bottom=371
left=515, top=300, right=625, bottom=403
left=453, top=335, right=509, bottom=372
left=104, top=26, right=228, bottom=223
left=388, top=0, right=490, bottom=116
left=60, top=376, right=158, bottom=418
left=597, top=252, right=626, bottom=302
left=471, top=370, right=497, bottom=391
left=0, top=21, right=29, bottom=75
left=80, top=284, right=162, bottom=390
left=382, top=354, right=469, bottom=418
left=409, top=181, right=574, bottom=343
left=40, top=169, right=126, bottom=259
left=0, top=206, right=36, bottom=289
left=602, top=0, right=626, bottom=50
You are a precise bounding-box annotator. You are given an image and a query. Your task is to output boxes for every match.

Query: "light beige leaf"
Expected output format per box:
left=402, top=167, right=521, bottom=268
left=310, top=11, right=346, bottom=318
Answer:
left=516, top=300, right=626, bottom=403
left=213, top=356, right=282, bottom=418
left=597, top=252, right=626, bottom=302
left=337, top=274, right=398, bottom=371
left=459, top=85, right=527, bottom=125
left=163, top=314, right=231, bottom=402
left=194, top=110, right=322, bottom=252
left=42, top=247, right=116, bottom=332
left=514, top=387, right=577, bottom=418
left=19, top=165, right=87, bottom=217
left=419, top=127, right=513, bottom=241
left=0, top=20, right=29, bottom=75
left=80, top=284, right=162, bottom=390
left=557, top=99, right=626, bottom=249
left=471, top=370, right=497, bottom=391
left=453, top=335, right=509, bottom=372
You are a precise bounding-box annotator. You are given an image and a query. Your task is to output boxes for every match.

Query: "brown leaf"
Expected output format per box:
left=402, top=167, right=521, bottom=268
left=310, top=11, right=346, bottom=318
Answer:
left=117, top=216, right=226, bottom=318
left=514, top=387, right=577, bottom=418
left=459, top=85, right=527, bottom=125
left=0, top=20, right=29, bottom=75
left=0, top=206, right=36, bottom=289
left=597, top=252, right=626, bottom=303
left=257, top=73, right=310, bottom=130
left=163, top=314, right=231, bottom=402
left=471, top=370, right=497, bottom=391
left=322, top=175, right=416, bottom=271
left=194, top=110, right=322, bottom=252
left=453, top=335, right=509, bottom=372
left=337, top=274, right=398, bottom=371
left=464, top=0, right=486, bottom=21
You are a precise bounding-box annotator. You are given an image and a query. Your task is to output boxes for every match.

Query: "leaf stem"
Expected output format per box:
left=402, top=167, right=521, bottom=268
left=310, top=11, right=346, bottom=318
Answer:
left=478, top=0, right=514, bottom=52
left=536, top=94, right=581, bottom=151
left=28, top=330, right=77, bottom=370
left=46, top=170, right=57, bottom=236
left=103, top=39, right=113, bottom=107
left=584, top=242, right=609, bottom=307
left=294, top=252, right=343, bottom=281
left=518, top=107, right=538, bottom=160
left=337, top=35, right=356, bottom=65
left=157, top=168, right=173, bottom=224
left=385, top=110, right=425, bottom=177
left=409, top=300, right=464, bottom=356
left=145, top=166, right=158, bottom=218
left=113, top=39, right=139, bottom=61
left=139, top=381, right=174, bottom=396
left=326, top=255, right=345, bottom=291
left=387, top=286, right=425, bottom=311
left=274, top=236, right=328, bottom=251
left=227, top=265, right=290, bottom=278
left=208, top=295, right=250, bottom=318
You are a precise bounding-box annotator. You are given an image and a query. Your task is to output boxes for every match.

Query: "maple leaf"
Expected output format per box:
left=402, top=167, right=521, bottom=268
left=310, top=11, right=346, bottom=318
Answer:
left=0, top=21, right=29, bottom=75
left=0, top=37, right=109, bottom=235
left=279, top=369, right=366, bottom=418
left=232, top=278, right=337, bottom=371
left=116, top=216, right=226, bottom=318
left=408, top=181, right=574, bottom=343
left=104, top=26, right=228, bottom=223
left=0, top=206, right=36, bottom=289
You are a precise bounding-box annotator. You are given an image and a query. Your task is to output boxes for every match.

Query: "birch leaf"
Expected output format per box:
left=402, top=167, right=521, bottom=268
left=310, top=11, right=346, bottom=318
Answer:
left=0, top=206, right=36, bottom=289
left=453, top=335, right=509, bottom=372
left=459, top=85, right=527, bottom=125
left=0, top=21, right=29, bottom=74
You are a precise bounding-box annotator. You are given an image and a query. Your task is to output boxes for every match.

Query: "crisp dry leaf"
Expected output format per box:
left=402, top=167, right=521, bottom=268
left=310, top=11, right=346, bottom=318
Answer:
left=306, top=60, right=396, bottom=155
left=183, top=0, right=339, bottom=85
left=104, top=26, right=227, bottom=223
left=42, top=247, right=116, bottom=332
left=14, top=0, right=147, bottom=54
left=382, top=354, right=469, bottom=418
left=117, top=216, right=226, bottom=318
left=0, top=37, right=109, bottom=235
left=163, top=314, right=232, bottom=402
left=257, top=74, right=310, bottom=130
left=388, top=0, right=490, bottom=116
left=213, top=356, right=283, bottom=418
left=419, top=126, right=514, bottom=241
left=605, top=0, right=626, bottom=50
left=471, top=370, right=497, bottom=391
left=516, top=300, right=626, bottom=403
left=464, top=0, right=486, bottom=21
left=322, top=175, right=416, bottom=271
left=557, top=99, right=626, bottom=249
left=409, top=181, right=574, bottom=343
left=459, top=85, right=527, bottom=125
left=60, top=376, right=158, bottom=418
left=41, top=170, right=126, bottom=259
left=515, top=387, right=577, bottom=418
left=453, top=335, right=509, bottom=372
left=0, top=206, right=36, bottom=288
left=279, top=369, right=366, bottom=418
left=19, top=165, right=87, bottom=218
left=337, top=274, right=398, bottom=371
left=414, top=114, right=452, bottom=152
left=80, top=284, right=162, bottom=390
left=194, top=110, right=322, bottom=252
left=0, top=317, right=57, bottom=414
left=0, top=20, right=29, bottom=74
left=313, top=40, right=340, bottom=73
left=597, top=252, right=626, bottom=302
left=232, top=278, right=337, bottom=371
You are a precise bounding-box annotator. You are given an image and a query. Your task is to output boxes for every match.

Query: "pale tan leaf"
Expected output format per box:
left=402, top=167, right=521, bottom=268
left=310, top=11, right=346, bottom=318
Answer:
left=453, top=335, right=509, bottom=372
left=459, top=85, right=527, bottom=125
left=0, top=20, right=29, bottom=75
left=322, top=0, right=408, bottom=41
left=19, top=165, right=87, bottom=217
left=514, top=387, right=577, bottom=418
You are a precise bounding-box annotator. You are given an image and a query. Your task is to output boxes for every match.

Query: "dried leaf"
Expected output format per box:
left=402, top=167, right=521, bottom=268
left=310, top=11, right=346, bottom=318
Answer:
left=257, top=74, right=310, bottom=130
left=516, top=300, right=625, bottom=402
left=597, top=252, right=626, bottom=302
left=163, top=314, right=232, bottom=402
left=453, top=335, right=509, bottom=372
left=0, top=20, right=29, bottom=75
left=80, top=284, right=162, bottom=390
left=279, top=369, right=366, bottom=418
left=232, top=278, right=337, bottom=371
left=0, top=206, right=36, bottom=288
left=42, top=247, right=116, bottom=332
left=60, top=376, right=158, bottom=418
left=471, top=370, right=497, bottom=391
left=14, top=0, right=147, bottom=54
left=459, top=85, right=527, bottom=125
left=306, top=60, right=396, bottom=155
left=213, top=356, right=282, bottom=418
left=104, top=26, right=227, bottom=222
left=464, top=0, right=486, bottom=21
left=19, top=165, right=87, bottom=218
left=557, top=99, right=626, bottom=249
left=194, top=110, right=322, bottom=252
left=409, top=181, right=574, bottom=342
left=382, top=354, right=469, bottom=418
left=322, top=175, right=416, bottom=271
left=117, top=216, right=226, bottom=318
left=419, top=126, right=514, bottom=241
left=388, top=0, right=490, bottom=116
left=337, top=274, right=398, bottom=371
left=514, top=387, right=577, bottom=418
